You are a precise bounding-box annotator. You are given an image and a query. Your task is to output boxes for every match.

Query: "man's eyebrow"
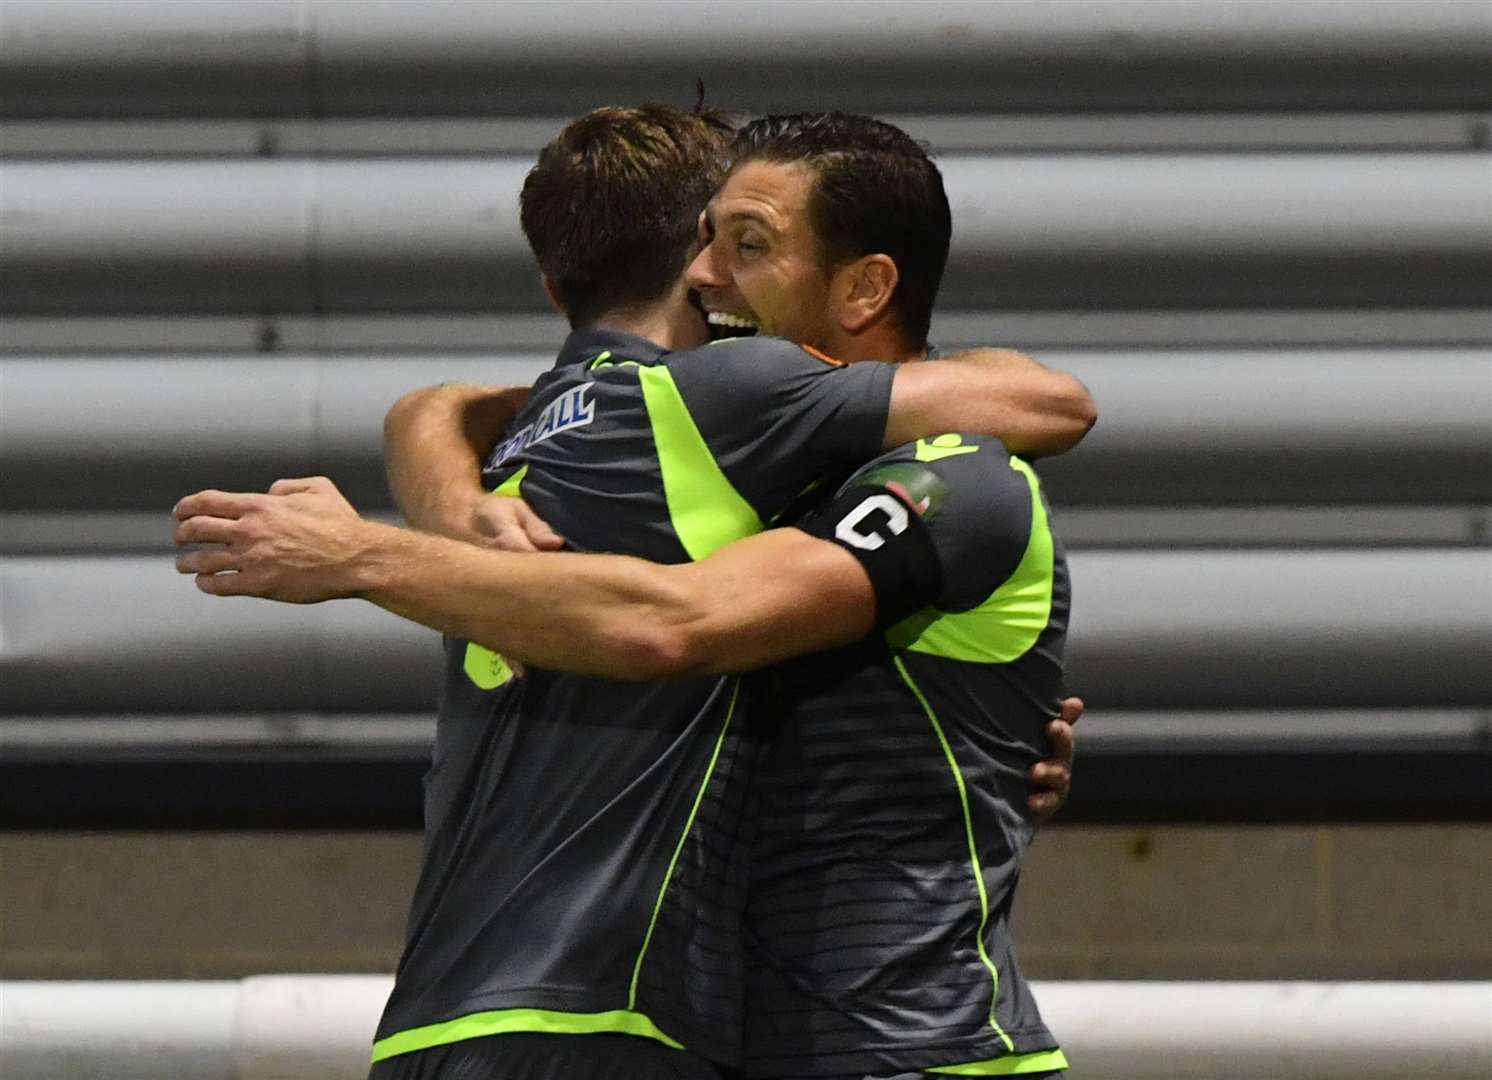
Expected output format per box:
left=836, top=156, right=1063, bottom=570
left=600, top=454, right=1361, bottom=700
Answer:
left=716, top=205, right=780, bottom=233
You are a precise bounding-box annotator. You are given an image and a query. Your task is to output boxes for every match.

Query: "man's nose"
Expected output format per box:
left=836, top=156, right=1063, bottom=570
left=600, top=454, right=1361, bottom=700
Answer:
left=686, top=242, right=725, bottom=289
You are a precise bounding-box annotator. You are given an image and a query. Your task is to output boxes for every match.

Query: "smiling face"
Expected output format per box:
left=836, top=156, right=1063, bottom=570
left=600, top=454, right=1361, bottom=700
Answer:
left=685, top=160, right=842, bottom=350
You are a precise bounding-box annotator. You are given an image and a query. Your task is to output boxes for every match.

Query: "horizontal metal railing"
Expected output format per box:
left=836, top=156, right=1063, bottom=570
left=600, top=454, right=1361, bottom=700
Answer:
left=2, top=977, right=1488, bottom=1080
left=4, top=154, right=1488, bottom=313
left=3, top=550, right=1487, bottom=713
left=4, top=0, right=1490, bottom=116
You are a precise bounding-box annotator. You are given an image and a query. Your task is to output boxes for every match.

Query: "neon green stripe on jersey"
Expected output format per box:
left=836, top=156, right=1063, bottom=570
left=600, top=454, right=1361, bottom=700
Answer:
left=369, top=1005, right=685, bottom=1062
left=629, top=678, right=741, bottom=1008
left=637, top=365, right=761, bottom=559
left=491, top=463, right=527, bottom=498
left=893, top=654, right=1015, bottom=1052
left=888, top=457, right=1053, bottom=663
left=928, top=1048, right=1070, bottom=1075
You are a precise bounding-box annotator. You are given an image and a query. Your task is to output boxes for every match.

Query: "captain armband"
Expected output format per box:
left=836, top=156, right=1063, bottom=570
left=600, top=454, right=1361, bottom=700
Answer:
left=795, top=484, right=944, bottom=627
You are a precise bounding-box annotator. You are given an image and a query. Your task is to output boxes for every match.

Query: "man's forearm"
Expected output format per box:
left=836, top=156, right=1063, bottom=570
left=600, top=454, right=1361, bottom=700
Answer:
left=353, top=524, right=872, bottom=680
left=383, top=383, right=529, bottom=540
left=885, top=348, right=1097, bottom=457
left=351, top=522, right=705, bottom=678
left=176, top=481, right=873, bottom=680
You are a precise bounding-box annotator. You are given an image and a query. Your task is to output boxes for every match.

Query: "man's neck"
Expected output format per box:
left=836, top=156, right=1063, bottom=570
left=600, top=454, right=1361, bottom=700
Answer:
left=591, top=286, right=708, bottom=353
left=825, top=322, right=925, bottom=365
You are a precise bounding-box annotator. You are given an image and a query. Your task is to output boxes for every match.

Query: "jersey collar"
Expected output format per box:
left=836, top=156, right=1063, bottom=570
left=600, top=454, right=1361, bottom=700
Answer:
left=553, top=326, right=669, bottom=370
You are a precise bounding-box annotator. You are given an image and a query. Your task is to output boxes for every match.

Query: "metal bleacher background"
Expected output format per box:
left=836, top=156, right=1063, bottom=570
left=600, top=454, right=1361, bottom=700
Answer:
left=1, top=0, right=1489, bottom=827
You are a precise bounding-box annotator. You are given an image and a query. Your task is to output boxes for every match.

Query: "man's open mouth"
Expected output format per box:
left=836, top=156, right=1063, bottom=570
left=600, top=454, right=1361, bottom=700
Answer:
left=706, top=311, right=759, bottom=339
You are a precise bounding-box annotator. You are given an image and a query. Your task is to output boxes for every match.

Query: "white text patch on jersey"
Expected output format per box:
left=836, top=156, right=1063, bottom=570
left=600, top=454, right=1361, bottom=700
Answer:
left=488, top=384, right=597, bottom=470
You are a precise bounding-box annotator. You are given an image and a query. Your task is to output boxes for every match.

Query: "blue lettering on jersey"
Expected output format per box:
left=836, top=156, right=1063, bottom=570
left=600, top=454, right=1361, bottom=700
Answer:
left=487, top=384, right=596, bottom=470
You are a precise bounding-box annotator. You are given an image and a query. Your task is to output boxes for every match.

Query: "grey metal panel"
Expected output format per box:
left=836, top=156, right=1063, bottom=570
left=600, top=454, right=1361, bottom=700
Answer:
left=931, top=308, right=1492, bottom=351
left=933, top=153, right=1492, bottom=309
left=0, top=314, right=573, bottom=354
left=1064, top=549, right=1492, bottom=708
left=5, top=309, right=1490, bottom=356
left=5, top=506, right=1487, bottom=558
left=6, top=113, right=1488, bottom=159
left=0, top=0, right=314, bottom=118
left=3, top=155, right=1489, bottom=314
left=0, top=557, right=439, bottom=714
left=3, top=710, right=1484, bottom=752
left=2, top=550, right=1486, bottom=713
left=0, top=354, right=547, bottom=511
left=1074, top=709, right=1492, bottom=749
left=0, top=161, right=318, bottom=314
left=3, top=350, right=1486, bottom=511
left=3, top=1, right=1489, bottom=116
left=0, top=160, right=539, bottom=314
left=1036, top=349, right=1492, bottom=506
left=313, top=160, right=534, bottom=312
left=1053, top=506, right=1492, bottom=550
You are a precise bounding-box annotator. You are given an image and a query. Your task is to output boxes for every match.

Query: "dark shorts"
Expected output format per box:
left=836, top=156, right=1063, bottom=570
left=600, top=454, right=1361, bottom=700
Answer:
left=368, top=1032, right=724, bottom=1080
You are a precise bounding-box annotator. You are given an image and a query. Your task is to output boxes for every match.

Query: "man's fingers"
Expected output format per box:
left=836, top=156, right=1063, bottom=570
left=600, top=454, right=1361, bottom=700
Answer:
left=174, top=515, right=238, bottom=547
left=174, top=489, right=258, bottom=522
left=176, top=548, right=238, bottom=576
left=1028, top=791, right=1062, bottom=815
left=268, top=476, right=334, bottom=497
left=194, top=570, right=253, bottom=596
left=1058, top=695, right=1084, bottom=727
left=1030, top=757, right=1071, bottom=794
left=1044, top=719, right=1076, bottom=766
left=473, top=502, right=541, bottom=552
left=515, top=504, right=565, bottom=551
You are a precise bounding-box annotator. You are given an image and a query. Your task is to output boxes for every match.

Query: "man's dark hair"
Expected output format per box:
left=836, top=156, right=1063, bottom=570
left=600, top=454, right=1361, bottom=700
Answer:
left=521, top=105, right=735, bottom=328
left=731, top=113, right=951, bottom=348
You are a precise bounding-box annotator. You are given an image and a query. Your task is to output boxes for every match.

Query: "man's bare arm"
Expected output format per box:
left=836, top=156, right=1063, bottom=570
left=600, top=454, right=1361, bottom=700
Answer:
left=174, top=477, right=873, bottom=679
left=885, top=348, right=1097, bottom=457
left=383, top=383, right=535, bottom=543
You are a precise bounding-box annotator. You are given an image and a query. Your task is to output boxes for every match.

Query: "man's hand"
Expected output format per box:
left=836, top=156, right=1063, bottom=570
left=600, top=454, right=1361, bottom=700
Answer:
left=1028, top=695, right=1082, bottom=822
left=470, top=496, right=564, bottom=553
left=384, top=383, right=529, bottom=540
left=173, top=476, right=377, bottom=603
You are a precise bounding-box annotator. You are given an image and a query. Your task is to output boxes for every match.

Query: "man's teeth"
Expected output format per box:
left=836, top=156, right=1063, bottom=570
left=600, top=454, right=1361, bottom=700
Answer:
left=707, top=312, right=758, bottom=329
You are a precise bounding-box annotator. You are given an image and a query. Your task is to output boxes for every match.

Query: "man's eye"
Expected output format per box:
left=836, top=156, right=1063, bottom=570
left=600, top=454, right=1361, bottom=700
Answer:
left=737, top=239, right=765, bottom=255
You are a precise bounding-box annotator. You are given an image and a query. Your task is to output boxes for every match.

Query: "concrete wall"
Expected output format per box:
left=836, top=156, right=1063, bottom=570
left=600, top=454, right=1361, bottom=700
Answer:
left=5, top=826, right=1489, bottom=981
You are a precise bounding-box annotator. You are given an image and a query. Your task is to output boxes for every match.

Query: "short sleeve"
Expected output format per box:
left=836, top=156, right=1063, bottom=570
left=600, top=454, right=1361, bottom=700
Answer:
left=663, top=336, right=896, bottom=517
left=838, top=435, right=1038, bottom=613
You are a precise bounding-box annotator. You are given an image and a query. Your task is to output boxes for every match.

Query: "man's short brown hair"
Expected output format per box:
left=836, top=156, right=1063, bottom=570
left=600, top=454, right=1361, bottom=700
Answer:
left=520, top=105, right=735, bottom=328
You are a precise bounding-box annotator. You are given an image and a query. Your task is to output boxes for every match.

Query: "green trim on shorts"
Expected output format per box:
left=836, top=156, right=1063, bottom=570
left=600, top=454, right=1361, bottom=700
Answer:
left=369, top=1006, right=684, bottom=1062
left=927, top=1047, right=1069, bottom=1074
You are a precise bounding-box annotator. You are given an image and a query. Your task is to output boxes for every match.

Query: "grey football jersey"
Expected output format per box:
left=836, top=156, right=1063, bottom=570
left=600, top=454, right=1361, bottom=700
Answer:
left=372, top=328, right=895, bottom=1069
left=744, top=435, right=1070, bottom=1079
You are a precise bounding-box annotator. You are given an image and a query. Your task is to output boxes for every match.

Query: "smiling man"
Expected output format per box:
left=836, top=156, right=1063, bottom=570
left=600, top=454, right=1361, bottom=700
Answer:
left=176, top=106, right=1091, bottom=1080
left=682, top=113, right=1075, bottom=1080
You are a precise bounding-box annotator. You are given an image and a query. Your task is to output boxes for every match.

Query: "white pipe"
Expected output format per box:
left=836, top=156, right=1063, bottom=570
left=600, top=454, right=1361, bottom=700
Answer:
left=0, top=980, right=240, bottom=1080
left=230, top=976, right=390, bottom=1080
left=1037, top=982, right=1492, bottom=1079
left=2, top=979, right=1488, bottom=1080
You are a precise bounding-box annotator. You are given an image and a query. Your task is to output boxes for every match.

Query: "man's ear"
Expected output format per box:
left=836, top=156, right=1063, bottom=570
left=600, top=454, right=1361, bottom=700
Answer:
left=835, top=254, right=898, bottom=335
